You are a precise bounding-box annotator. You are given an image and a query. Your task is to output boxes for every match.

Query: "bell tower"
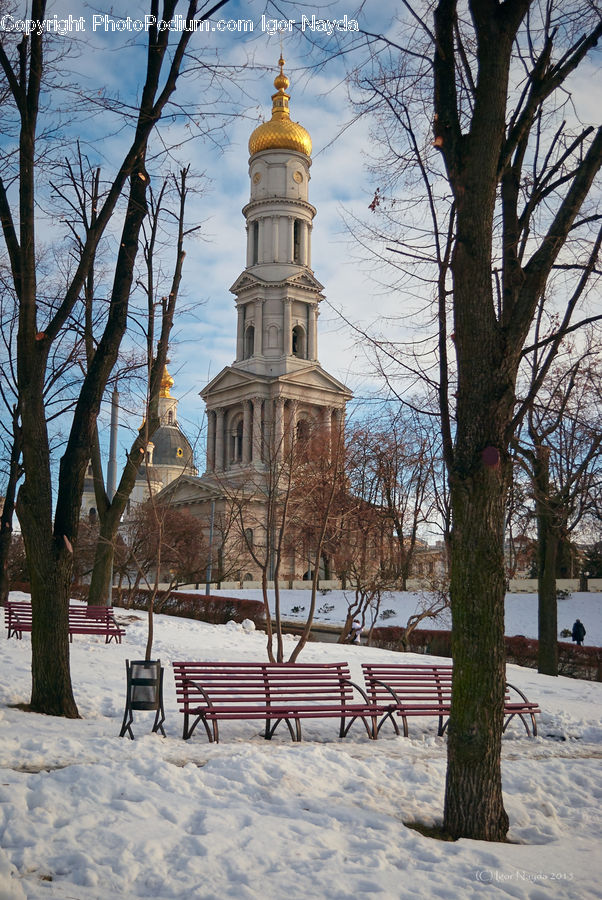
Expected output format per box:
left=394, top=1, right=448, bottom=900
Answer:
left=200, top=58, right=351, bottom=475
left=232, top=56, right=320, bottom=375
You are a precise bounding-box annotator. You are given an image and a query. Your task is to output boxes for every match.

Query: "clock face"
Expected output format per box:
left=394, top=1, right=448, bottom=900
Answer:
left=293, top=170, right=303, bottom=184
left=253, top=172, right=262, bottom=184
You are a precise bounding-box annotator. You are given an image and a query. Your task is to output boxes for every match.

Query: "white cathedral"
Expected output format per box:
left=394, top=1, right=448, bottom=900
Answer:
left=89, top=58, right=352, bottom=582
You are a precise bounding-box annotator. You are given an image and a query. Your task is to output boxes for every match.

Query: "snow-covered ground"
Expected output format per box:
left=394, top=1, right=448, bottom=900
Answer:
left=213, top=587, right=602, bottom=645
left=0, top=593, right=601, bottom=900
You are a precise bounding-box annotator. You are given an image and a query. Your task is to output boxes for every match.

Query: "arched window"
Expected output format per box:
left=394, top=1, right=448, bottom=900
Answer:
left=245, top=324, right=255, bottom=359
left=167, top=410, right=173, bottom=425
left=292, top=324, right=306, bottom=359
left=296, top=418, right=310, bottom=442
left=231, top=419, right=243, bottom=463
left=244, top=528, right=254, bottom=549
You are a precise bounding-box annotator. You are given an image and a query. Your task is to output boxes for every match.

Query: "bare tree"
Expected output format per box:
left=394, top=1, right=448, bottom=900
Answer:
left=0, top=0, right=230, bottom=717
left=122, top=499, right=208, bottom=660
left=341, top=1, right=602, bottom=840
left=223, top=417, right=347, bottom=663
left=515, top=343, right=602, bottom=675
left=86, top=167, right=198, bottom=606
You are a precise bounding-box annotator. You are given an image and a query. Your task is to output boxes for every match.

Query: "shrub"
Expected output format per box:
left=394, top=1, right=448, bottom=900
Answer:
left=370, top=626, right=601, bottom=681
left=121, top=589, right=266, bottom=629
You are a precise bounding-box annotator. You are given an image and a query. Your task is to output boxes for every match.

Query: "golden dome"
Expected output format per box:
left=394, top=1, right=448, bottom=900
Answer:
left=160, top=365, right=174, bottom=398
left=248, top=57, right=312, bottom=158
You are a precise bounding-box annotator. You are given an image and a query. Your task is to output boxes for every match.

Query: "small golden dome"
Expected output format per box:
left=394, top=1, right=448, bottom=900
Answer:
left=160, top=365, right=174, bottom=398
left=249, top=56, right=312, bottom=158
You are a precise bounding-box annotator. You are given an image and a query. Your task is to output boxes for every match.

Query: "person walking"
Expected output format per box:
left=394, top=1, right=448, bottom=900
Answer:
left=572, top=619, right=586, bottom=646
left=347, top=619, right=362, bottom=645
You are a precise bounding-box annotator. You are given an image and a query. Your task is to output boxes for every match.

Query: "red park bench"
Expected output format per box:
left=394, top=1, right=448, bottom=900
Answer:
left=5, top=600, right=125, bottom=644
left=172, top=660, right=382, bottom=743
left=361, top=662, right=540, bottom=738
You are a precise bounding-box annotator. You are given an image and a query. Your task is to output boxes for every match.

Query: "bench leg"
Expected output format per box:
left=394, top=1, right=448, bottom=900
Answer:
left=373, top=710, right=401, bottom=738
left=184, top=713, right=216, bottom=742
left=265, top=717, right=301, bottom=741
left=503, top=711, right=536, bottom=737
left=340, top=714, right=378, bottom=740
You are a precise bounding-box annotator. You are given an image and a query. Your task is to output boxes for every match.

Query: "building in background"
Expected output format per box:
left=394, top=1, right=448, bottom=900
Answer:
left=81, top=366, right=197, bottom=519
left=159, top=57, right=351, bottom=584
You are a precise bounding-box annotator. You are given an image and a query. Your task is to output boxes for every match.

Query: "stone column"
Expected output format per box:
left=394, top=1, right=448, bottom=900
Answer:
left=283, top=298, right=292, bottom=356
left=321, top=406, right=332, bottom=459
left=215, top=408, right=225, bottom=472
left=258, top=219, right=266, bottom=263
left=299, top=220, right=308, bottom=266
left=287, top=399, right=298, bottom=454
left=206, top=409, right=216, bottom=472
left=252, top=397, right=263, bottom=463
left=272, top=216, right=279, bottom=262
left=246, top=224, right=252, bottom=267
left=274, top=396, right=285, bottom=458
left=242, top=399, right=252, bottom=465
left=254, top=299, right=263, bottom=356
left=236, top=306, right=244, bottom=361
left=307, top=224, right=312, bottom=268
left=287, top=217, right=295, bottom=263
left=307, top=304, right=317, bottom=360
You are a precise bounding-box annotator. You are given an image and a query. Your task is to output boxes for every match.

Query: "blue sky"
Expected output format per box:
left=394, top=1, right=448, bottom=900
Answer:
left=3, top=1, right=600, bottom=481
left=33, top=0, right=403, bottom=464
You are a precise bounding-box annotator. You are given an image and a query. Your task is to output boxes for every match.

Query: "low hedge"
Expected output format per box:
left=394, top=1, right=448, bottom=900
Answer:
left=120, top=588, right=266, bottom=629
left=370, top=626, right=602, bottom=681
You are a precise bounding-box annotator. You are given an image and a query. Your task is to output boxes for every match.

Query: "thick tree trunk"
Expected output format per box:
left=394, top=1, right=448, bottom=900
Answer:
left=87, top=518, right=117, bottom=607
left=445, top=467, right=509, bottom=841
left=19, top=519, right=79, bottom=717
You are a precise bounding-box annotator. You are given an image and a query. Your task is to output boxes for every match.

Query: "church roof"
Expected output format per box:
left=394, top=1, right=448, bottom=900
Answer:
left=248, top=57, right=312, bottom=158
left=151, top=424, right=195, bottom=469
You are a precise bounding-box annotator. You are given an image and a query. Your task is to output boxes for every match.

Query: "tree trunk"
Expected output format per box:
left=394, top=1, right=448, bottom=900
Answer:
left=22, top=524, right=79, bottom=717
left=445, top=464, right=509, bottom=841
left=87, top=513, right=119, bottom=607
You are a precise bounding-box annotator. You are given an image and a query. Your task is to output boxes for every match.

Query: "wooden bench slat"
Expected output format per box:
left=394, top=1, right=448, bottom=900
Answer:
left=361, top=663, right=540, bottom=738
left=173, top=661, right=380, bottom=743
left=5, top=601, right=125, bottom=644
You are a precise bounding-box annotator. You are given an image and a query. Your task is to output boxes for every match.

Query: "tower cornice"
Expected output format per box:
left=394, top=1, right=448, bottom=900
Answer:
left=242, top=197, right=316, bottom=218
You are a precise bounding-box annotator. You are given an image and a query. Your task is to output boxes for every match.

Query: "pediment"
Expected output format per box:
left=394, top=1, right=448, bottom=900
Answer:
left=230, top=269, right=324, bottom=296
left=156, top=474, right=221, bottom=505
left=280, top=364, right=351, bottom=397
left=200, top=365, right=266, bottom=398
left=200, top=362, right=351, bottom=404
left=229, top=272, right=257, bottom=293
left=286, top=270, right=324, bottom=293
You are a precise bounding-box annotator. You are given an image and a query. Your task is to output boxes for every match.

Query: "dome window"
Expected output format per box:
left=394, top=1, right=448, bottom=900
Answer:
left=176, top=447, right=184, bottom=458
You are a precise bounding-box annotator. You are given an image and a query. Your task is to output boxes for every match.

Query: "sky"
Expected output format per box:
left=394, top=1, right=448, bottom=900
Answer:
left=1, top=590, right=602, bottom=899
left=7, top=0, right=410, bottom=468
left=1, top=1, right=601, bottom=485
